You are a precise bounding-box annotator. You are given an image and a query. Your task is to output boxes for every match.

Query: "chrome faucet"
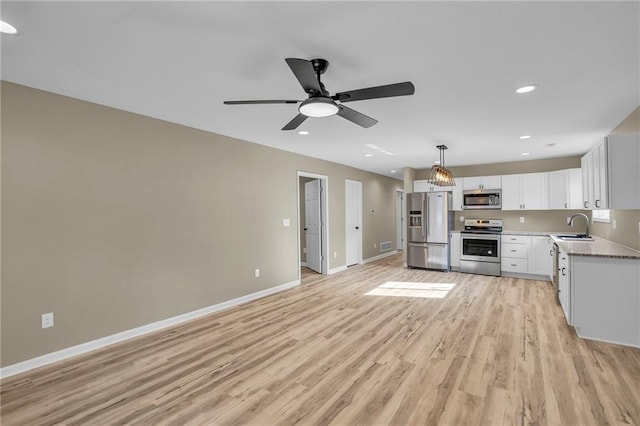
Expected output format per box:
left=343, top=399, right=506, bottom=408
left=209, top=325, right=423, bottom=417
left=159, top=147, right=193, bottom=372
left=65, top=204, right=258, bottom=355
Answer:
left=569, top=213, right=590, bottom=237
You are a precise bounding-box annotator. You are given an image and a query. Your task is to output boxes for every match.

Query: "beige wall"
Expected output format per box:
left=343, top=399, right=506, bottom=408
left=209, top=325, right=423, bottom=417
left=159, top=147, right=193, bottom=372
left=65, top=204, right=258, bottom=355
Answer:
left=0, top=82, right=402, bottom=366
left=590, top=106, right=640, bottom=250
left=452, top=210, right=589, bottom=233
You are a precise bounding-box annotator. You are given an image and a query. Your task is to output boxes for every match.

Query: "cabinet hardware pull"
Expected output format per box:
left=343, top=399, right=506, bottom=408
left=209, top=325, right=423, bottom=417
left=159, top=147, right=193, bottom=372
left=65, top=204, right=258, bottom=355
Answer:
left=595, top=199, right=600, bottom=208
left=511, top=264, right=517, bottom=266
left=511, top=249, right=517, bottom=252
left=561, top=267, right=566, bottom=276
left=584, top=201, right=588, bottom=208
left=564, top=203, right=567, bottom=208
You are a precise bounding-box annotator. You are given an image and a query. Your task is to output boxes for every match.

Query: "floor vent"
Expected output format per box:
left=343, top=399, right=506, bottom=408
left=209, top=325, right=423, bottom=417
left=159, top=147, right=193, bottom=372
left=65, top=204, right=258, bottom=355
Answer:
left=380, top=241, right=393, bottom=252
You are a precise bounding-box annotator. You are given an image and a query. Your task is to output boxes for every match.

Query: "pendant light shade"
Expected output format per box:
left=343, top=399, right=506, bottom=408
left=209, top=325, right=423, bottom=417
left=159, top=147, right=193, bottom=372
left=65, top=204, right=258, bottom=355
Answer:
left=427, top=145, right=456, bottom=186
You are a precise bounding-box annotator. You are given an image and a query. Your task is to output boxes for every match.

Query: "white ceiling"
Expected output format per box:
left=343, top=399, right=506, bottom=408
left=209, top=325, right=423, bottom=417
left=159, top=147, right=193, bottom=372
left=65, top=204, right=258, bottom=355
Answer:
left=2, top=1, right=639, bottom=178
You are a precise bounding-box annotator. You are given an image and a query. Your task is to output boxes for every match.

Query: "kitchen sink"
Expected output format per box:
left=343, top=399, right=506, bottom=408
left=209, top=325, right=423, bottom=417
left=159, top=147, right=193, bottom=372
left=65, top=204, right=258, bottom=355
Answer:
left=553, top=234, right=594, bottom=242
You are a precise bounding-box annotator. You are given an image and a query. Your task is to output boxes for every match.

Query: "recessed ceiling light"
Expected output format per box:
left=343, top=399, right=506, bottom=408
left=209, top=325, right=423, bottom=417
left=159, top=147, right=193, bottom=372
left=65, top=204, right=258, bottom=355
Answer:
left=521, top=152, right=531, bottom=156
left=390, top=170, right=397, bottom=173
left=519, top=135, right=531, bottom=140
left=516, top=84, right=539, bottom=94
left=365, top=154, right=373, bottom=157
left=297, top=130, right=309, bottom=135
left=0, top=21, right=18, bottom=35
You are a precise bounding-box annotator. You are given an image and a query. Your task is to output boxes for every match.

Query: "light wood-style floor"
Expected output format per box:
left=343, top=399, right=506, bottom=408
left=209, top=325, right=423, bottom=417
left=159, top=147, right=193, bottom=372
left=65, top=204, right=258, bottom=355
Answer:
left=2, top=253, right=639, bottom=425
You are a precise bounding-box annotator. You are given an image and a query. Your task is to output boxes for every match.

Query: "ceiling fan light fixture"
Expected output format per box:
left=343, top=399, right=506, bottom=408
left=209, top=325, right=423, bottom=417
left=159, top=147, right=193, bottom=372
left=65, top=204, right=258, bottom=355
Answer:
left=427, top=145, right=456, bottom=186
left=299, top=97, right=339, bottom=117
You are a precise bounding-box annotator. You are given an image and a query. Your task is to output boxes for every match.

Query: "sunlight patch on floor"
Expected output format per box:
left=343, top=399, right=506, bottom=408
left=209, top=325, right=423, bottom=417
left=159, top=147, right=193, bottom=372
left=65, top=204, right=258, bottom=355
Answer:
left=365, top=281, right=456, bottom=299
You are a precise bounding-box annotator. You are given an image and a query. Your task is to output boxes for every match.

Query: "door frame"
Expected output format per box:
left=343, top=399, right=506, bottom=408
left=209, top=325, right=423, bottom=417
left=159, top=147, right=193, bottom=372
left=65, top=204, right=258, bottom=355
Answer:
left=345, top=179, right=363, bottom=266
left=396, top=189, right=404, bottom=251
left=297, top=171, right=329, bottom=277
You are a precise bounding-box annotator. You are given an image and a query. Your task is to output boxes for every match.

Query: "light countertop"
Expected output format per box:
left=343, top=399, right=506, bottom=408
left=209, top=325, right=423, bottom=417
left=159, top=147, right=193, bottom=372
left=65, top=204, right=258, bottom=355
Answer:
left=549, top=235, right=640, bottom=260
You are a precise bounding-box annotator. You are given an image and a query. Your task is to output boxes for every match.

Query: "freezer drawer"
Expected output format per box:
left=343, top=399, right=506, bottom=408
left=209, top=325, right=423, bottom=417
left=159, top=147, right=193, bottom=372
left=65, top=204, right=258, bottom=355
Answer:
left=407, top=243, right=449, bottom=271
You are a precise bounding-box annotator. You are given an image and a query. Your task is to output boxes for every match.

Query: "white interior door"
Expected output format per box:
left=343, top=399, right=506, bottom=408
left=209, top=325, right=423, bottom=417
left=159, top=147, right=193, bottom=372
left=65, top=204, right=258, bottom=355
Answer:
left=346, top=180, right=362, bottom=266
left=305, top=179, right=322, bottom=273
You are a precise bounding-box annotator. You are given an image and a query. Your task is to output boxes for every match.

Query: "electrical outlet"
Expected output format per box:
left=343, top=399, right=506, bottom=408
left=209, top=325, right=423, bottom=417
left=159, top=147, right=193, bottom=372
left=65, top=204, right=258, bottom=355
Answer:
left=374, top=243, right=377, bottom=248
left=282, top=218, right=290, bottom=227
left=520, top=217, right=525, bottom=224
left=42, top=312, right=54, bottom=329
left=612, top=219, right=617, bottom=229
left=254, top=268, right=260, bottom=278
left=459, top=216, right=465, bottom=222
left=334, top=251, right=337, bottom=258
left=638, top=222, right=640, bottom=234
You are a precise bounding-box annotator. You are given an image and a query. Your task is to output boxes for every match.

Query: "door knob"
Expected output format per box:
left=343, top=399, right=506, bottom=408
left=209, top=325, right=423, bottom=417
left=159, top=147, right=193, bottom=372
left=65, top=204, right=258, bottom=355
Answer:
left=355, top=226, right=360, bottom=230
left=304, top=228, right=308, bottom=231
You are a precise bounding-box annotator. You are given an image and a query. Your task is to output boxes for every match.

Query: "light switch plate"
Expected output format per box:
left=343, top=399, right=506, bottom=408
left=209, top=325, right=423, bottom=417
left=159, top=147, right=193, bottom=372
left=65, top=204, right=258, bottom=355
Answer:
left=282, top=218, right=290, bottom=227
left=519, top=217, right=525, bottom=223
left=42, top=312, right=54, bottom=329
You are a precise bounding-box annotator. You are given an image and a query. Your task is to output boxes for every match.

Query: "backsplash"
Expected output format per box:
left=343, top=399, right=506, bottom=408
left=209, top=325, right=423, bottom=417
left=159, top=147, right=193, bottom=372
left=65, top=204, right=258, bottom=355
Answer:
left=452, top=209, right=589, bottom=233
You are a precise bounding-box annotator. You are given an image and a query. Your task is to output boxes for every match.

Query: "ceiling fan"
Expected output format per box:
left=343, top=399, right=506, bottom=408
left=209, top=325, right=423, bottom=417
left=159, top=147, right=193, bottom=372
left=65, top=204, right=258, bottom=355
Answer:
left=224, top=58, right=415, bottom=130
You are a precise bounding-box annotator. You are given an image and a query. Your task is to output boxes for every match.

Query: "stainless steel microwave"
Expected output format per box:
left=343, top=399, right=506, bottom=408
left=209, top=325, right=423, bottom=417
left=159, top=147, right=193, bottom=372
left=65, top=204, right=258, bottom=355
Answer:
left=463, top=189, right=502, bottom=210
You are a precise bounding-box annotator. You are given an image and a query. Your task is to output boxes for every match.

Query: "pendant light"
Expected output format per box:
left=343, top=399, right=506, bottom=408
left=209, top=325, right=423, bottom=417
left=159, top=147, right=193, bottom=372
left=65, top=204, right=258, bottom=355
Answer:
left=427, top=145, right=456, bottom=186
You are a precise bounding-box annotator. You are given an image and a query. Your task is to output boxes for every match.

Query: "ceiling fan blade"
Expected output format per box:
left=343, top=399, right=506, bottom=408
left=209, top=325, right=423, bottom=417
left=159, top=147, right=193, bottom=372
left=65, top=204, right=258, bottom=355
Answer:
left=282, top=113, right=308, bottom=131
left=285, top=58, right=323, bottom=95
left=336, top=105, right=378, bottom=128
left=224, top=100, right=300, bottom=105
left=333, top=81, right=415, bottom=103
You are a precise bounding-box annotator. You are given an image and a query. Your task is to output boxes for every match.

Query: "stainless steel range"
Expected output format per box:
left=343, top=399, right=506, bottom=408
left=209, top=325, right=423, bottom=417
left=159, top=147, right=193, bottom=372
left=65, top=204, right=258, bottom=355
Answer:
left=460, top=219, right=502, bottom=277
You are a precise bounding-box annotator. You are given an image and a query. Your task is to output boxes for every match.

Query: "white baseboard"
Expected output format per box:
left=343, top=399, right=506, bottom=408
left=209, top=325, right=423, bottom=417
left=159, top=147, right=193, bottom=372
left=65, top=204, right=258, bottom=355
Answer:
left=328, top=265, right=347, bottom=275
left=363, top=250, right=398, bottom=264
left=0, top=279, right=300, bottom=379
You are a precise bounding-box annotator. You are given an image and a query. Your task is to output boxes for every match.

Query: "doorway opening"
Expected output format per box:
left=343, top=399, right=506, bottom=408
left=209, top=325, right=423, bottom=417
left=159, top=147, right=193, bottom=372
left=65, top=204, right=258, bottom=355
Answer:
left=297, top=172, right=329, bottom=280
left=345, top=179, right=362, bottom=267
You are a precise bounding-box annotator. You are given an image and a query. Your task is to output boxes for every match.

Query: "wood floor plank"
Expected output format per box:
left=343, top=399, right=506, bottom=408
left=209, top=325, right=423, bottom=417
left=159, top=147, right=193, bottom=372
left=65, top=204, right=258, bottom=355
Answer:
left=2, top=253, right=639, bottom=425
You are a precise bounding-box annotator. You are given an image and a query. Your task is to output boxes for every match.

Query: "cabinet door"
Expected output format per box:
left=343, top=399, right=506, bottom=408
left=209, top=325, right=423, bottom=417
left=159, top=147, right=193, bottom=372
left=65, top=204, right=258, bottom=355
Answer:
left=451, top=178, right=464, bottom=211
left=530, top=236, right=552, bottom=277
left=567, top=168, right=583, bottom=209
left=501, top=174, right=521, bottom=210
left=521, top=172, right=547, bottom=210
left=462, top=177, right=482, bottom=190
left=450, top=232, right=461, bottom=268
left=413, top=180, right=429, bottom=192
left=482, top=175, right=502, bottom=189
left=558, top=251, right=571, bottom=324
left=595, top=141, right=608, bottom=209
left=548, top=170, right=567, bottom=209
left=581, top=154, right=591, bottom=209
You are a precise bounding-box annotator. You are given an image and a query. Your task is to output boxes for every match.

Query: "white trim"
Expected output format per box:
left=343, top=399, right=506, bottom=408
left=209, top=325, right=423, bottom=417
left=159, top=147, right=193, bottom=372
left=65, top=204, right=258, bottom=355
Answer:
left=363, top=250, right=399, bottom=264
left=0, top=279, right=300, bottom=379
left=328, top=265, right=348, bottom=275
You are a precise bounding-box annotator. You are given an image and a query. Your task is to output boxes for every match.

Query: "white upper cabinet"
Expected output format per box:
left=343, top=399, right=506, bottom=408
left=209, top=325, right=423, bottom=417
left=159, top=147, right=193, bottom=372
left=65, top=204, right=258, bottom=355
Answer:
left=548, top=168, right=583, bottom=209
left=582, top=133, right=640, bottom=210
left=413, top=180, right=440, bottom=193
left=462, top=175, right=501, bottom=190
left=451, top=178, right=464, bottom=211
left=502, top=172, right=548, bottom=210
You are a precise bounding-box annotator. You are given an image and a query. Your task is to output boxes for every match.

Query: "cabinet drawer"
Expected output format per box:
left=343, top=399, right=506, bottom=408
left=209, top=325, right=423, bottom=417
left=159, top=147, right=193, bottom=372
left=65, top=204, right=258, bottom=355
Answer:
left=502, top=258, right=528, bottom=273
left=502, top=235, right=529, bottom=244
left=502, top=243, right=528, bottom=258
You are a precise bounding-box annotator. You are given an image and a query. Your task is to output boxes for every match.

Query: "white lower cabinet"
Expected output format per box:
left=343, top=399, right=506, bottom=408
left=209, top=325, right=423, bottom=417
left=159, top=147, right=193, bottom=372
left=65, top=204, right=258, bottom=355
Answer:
left=501, top=234, right=552, bottom=279
left=450, top=231, right=460, bottom=269
left=558, top=249, right=571, bottom=324
left=530, top=236, right=553, bottom=277
left=571, top=256, right=640, bottom=348
left=501, top=235, right=529, bottom=274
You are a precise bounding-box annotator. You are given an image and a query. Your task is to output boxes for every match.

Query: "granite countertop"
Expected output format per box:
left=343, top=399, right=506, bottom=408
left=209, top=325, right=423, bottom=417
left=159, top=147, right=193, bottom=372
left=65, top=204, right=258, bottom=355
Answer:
left=550, top=235, right=640, bottom=260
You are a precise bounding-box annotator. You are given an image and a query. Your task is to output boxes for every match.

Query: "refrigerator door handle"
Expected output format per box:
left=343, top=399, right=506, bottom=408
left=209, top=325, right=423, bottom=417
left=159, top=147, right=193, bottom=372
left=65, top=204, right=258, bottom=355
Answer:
left=421, top=199, right=426, bottom=238
left=425, top=198, right=430, bottom=237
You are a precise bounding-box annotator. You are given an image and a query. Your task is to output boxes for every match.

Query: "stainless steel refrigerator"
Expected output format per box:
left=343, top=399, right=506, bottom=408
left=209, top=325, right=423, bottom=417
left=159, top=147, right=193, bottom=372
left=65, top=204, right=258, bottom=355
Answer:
left=407, top=192, right=453, bottom=270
